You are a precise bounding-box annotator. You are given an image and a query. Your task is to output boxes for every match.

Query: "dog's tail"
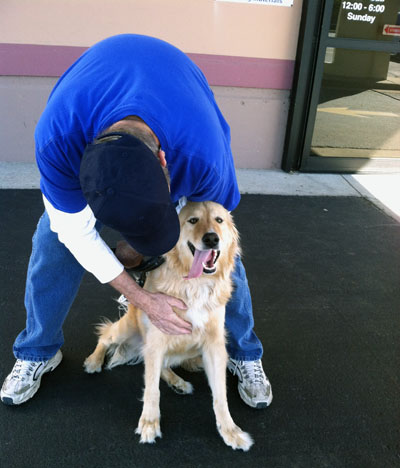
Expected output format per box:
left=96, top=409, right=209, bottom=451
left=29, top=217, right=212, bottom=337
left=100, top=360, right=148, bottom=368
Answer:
left=95, top=304, right=144, bottom=370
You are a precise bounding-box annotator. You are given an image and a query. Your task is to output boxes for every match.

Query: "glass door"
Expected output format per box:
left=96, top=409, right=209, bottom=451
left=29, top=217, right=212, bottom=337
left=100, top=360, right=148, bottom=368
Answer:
left=285, top=0, right=400, bottom=173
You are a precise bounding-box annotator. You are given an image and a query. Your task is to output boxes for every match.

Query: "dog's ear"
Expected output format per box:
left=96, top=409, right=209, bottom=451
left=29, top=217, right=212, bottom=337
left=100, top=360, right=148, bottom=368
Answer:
left=114, top=240, right=143, bottom=268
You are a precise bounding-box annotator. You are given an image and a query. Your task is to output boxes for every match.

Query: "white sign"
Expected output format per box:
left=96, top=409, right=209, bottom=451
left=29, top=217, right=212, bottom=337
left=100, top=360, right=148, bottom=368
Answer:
left=216, top=0, right=294, bottom=6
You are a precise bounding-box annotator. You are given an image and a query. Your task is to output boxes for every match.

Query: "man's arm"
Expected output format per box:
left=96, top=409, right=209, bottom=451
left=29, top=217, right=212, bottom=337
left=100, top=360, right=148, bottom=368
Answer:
left=109, top=270, right=191, bottom=335
left=43, top=195, right=191, bottom=335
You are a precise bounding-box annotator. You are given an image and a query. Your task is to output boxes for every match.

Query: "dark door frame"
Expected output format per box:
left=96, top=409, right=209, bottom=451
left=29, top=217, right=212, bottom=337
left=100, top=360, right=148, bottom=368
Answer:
left=282, top=0, right=400, bottom=173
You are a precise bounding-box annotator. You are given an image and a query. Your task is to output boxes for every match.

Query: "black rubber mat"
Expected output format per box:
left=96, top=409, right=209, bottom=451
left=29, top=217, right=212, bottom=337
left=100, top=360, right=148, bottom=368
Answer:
left=0, top=190, right=399, bottom=468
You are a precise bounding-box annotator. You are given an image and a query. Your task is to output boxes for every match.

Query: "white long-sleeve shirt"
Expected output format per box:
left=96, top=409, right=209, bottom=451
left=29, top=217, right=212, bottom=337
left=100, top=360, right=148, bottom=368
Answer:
left=43, top=195, right=124, bottom=284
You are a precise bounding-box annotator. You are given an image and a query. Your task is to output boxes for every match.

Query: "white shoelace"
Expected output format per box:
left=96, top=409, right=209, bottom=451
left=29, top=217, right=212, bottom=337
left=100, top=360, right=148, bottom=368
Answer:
left=236, top=360, right=266, bottom=386
left=11, top=360, right=39, bottom=381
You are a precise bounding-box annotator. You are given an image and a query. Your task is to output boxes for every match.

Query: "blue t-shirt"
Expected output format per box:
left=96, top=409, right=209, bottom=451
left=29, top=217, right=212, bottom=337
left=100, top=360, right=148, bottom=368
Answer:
left=35, top=34, right=240, bottom=213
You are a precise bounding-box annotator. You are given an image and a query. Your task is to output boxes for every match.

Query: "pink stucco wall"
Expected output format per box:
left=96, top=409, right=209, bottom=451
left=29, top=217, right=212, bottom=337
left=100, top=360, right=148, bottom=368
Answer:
left=1, top=0, right=302, bottom=60
left=0, top=0, right=303, bottom=169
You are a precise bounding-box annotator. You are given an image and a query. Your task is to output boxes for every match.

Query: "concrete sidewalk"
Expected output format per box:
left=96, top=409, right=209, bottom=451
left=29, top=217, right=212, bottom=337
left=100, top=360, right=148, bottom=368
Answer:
left=1, top=161, right=399, bottom=222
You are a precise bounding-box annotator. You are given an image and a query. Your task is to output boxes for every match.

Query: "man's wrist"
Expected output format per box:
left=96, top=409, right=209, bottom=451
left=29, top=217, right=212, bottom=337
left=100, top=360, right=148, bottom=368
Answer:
left=109, top=269, right=152, bottom=311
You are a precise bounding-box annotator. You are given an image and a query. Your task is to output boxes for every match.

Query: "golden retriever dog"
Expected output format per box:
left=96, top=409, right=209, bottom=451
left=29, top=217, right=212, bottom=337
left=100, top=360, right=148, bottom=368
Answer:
left=84, top=201, right=253, bottom=451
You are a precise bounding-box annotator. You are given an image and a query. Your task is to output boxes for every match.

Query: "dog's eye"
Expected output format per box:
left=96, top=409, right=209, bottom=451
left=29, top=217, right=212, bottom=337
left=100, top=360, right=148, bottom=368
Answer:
left=215, top=217, right=223, bottom=224
left=188, top=217, right=199, bottom=224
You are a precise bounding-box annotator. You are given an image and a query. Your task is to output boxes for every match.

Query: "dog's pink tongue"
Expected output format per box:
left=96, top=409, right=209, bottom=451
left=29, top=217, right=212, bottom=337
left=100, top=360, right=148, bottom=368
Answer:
left=185, top=249, right=212, bottom=279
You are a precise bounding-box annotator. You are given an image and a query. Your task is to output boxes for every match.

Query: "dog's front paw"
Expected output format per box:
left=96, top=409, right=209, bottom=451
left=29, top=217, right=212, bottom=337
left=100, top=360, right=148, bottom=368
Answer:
left=135, top=417, right=162, bottom=444
left=170, top=379, right=193, bottom=395
left=218, top=424, right=253, bottom=451
left=83, top=355, right=103, bottom=374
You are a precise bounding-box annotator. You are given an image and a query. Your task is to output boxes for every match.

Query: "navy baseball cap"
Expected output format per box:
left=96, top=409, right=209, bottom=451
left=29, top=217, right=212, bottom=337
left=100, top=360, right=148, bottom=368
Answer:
left=79, top=132, right=180, bottom=256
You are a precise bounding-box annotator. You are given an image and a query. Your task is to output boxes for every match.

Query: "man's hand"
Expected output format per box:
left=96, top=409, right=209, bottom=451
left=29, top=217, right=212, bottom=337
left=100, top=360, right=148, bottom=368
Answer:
left=109, top=270, right=191, bottom=335
left=139, top=291, right=191, bottom=335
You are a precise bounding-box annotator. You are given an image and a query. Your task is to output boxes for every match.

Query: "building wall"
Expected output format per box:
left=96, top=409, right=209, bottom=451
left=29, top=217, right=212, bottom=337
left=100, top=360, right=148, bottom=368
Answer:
left=0, top=0, right=303, bottom=169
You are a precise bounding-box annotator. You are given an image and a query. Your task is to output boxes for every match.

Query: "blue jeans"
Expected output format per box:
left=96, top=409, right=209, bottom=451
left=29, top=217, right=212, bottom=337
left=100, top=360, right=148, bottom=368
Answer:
left=13, top=211, right=263, bottom=362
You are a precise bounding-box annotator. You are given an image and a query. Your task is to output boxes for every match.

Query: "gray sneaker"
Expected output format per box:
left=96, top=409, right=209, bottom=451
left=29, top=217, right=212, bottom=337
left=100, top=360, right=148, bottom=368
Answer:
left=1, top=350, right=63, bottom=405
left=227, top=358, right=273, bottom=409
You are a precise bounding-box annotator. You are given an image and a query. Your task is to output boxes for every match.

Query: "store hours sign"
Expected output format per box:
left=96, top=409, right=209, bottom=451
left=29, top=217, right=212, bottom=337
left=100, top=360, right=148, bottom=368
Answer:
left=341, top=1, right=387, bottom=25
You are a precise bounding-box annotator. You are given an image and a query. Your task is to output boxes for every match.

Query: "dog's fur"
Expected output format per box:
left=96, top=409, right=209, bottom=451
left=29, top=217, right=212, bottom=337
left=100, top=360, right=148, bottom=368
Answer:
left=84, top=201, right=253, bottom=451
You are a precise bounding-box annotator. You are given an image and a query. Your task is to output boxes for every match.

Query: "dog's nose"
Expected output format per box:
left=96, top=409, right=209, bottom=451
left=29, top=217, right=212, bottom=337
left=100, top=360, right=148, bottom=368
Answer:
left=202, top=232, right=219, bottom=249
